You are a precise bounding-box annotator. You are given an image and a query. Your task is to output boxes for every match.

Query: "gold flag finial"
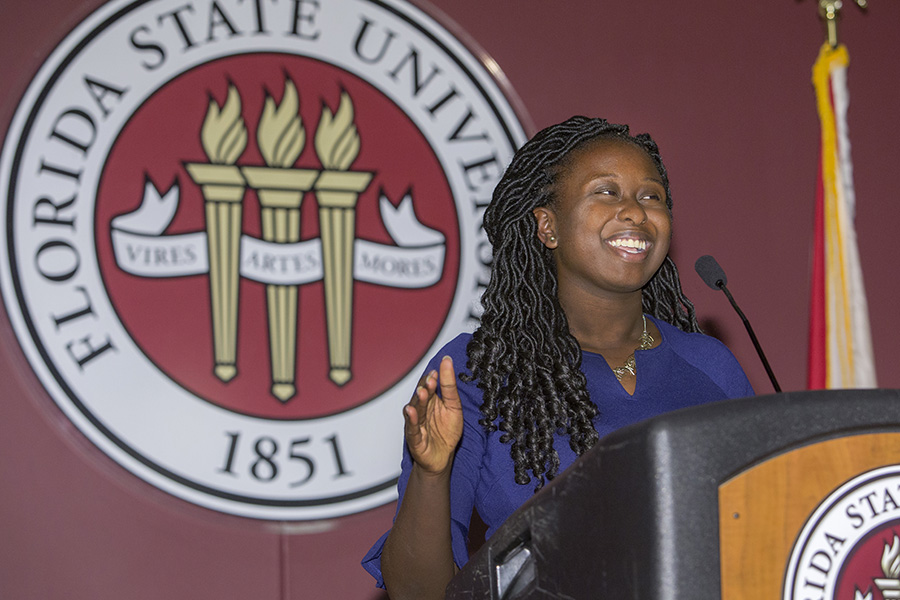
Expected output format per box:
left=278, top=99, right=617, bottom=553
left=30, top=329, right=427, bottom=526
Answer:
left=810, top=0, right=869, bottom=48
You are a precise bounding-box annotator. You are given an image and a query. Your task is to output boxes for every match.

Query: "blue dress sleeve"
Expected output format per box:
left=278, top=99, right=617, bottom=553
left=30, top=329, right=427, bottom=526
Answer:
left=665, top=322, right=755, bottom=399
left=361, top=334, right=485, bottom=589
left=698, top=337, right=755, bottom=398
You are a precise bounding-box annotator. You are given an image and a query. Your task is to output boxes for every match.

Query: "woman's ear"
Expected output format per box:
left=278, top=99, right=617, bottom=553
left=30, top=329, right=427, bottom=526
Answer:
left=532, top=207, right=558, bottom=249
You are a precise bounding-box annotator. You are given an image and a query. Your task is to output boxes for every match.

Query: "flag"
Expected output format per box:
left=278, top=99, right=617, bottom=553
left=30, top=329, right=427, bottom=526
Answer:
left=807, top=43, right=876, bottom=389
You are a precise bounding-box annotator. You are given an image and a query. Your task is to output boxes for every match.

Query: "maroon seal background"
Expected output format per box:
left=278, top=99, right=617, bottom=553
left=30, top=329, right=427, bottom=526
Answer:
left=835, top=521, right=900, bottom=599
left=95, top=53, right=460, bottom=419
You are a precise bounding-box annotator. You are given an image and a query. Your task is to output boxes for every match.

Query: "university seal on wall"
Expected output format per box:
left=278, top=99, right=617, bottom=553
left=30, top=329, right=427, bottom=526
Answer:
left=784, top=465, right=900, bottom=600
left=0, top=0, right=527, bottom=519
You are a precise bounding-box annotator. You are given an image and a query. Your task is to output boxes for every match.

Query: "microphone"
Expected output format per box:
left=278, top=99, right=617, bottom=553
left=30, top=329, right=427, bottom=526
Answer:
left=694, top=255, right=782, bottom=393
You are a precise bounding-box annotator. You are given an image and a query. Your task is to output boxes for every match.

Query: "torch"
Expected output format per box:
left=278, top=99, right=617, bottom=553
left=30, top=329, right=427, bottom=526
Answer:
left=313, top=92, right=372, bottom=386
left=185, top=85, right=248, bottom=383
left=241, top=79, right=317, bottom=402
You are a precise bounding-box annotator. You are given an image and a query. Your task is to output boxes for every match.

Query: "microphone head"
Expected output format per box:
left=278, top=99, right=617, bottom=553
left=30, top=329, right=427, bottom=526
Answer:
left=695, top=255, right=727, bottom=290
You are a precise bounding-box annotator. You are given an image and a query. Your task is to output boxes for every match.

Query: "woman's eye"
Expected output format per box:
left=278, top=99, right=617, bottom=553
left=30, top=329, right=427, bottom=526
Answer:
left=641, top=193, right=663, bottom=203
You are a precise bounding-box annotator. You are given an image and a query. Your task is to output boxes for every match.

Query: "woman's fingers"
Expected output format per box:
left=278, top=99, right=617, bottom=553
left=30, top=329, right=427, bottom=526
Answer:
left=417, top=370, right=438, bottom=401
left=403, top=402, right=419, bottom=428
left=404, top=370, right=438, bottom=434
left=402, top=358, right=464, bottom=474
left=437, top=356, right=459, bottom=404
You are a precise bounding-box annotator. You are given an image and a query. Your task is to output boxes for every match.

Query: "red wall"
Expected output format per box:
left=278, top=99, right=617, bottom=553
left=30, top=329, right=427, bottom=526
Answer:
left=2, top=1, right=899, bottom=598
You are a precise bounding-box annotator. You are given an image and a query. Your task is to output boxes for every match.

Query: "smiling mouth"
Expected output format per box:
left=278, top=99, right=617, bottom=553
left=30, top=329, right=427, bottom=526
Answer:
left=607, top=238, right=650, bottom=254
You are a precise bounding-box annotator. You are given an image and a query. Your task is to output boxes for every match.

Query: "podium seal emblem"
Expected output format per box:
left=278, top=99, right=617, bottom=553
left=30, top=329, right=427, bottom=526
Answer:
left=784, top=465, right=900, bottom=599
left=0, top=0, right=527, bottom=519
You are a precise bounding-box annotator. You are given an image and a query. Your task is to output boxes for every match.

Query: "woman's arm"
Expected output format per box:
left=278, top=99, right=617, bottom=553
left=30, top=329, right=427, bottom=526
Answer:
left=381, top=356, right=464, bottom=600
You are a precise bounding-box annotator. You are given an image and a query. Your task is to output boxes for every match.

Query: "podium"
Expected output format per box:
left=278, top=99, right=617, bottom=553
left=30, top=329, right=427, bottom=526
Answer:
left=445, top=389, right=900, bottom=599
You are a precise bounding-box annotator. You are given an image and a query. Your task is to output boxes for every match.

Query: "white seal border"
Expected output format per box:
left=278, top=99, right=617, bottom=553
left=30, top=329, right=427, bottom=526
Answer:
left=0, top=0, right=528, bottom=518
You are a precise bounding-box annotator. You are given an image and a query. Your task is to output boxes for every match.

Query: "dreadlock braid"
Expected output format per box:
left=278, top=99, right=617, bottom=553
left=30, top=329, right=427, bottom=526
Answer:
left=463, top=116, right=701, bottom=490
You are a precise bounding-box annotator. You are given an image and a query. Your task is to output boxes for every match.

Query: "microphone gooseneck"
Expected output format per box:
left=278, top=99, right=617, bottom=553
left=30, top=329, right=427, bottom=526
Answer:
left=693, top=255, right=782, bottom=393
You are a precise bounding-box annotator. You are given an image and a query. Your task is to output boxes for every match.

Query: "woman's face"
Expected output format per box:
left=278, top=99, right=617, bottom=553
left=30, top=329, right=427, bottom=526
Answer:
left=535, top=138, right=672, bottom=299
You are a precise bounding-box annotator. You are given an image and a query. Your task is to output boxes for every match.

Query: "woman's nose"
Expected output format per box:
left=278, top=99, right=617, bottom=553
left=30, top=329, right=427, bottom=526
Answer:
left=617, top=196, right=647, bottom=225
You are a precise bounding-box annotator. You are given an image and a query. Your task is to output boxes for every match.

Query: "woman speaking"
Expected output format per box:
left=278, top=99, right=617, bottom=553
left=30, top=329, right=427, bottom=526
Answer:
left=363, top=116, right=753, bottom=599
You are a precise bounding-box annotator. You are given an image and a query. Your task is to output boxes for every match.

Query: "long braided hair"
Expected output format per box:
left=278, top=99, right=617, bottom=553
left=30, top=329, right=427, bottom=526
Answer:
left=463, top=116, right=701, bottom=490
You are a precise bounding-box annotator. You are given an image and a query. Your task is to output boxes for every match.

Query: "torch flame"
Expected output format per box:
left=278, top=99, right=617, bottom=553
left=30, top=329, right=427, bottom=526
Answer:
left=201, top=85, right=248, bottom=165
left=315, top=92, right=360, bottom=171
left=882, top=535, right=900, bottom=578
left=258, top=79, right=306, bottom=168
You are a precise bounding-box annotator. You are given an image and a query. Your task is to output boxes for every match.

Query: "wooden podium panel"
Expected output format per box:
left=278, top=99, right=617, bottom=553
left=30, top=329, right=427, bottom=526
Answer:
left=719, top=432, right=900, bottom=599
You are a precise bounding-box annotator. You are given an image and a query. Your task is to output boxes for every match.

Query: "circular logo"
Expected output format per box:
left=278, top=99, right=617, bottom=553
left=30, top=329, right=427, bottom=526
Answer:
left=784, top=465, right=900, bottom=600
left=0, top=0, right=526, bottom=519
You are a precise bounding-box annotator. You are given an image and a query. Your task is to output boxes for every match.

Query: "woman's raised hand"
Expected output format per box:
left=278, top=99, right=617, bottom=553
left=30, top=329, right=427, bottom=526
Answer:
left=383, top=356, right=463, bottom=598
left=403, top=356, right=463, bottom=476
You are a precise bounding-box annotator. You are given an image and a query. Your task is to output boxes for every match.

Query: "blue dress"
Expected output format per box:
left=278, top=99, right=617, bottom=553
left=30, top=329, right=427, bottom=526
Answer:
left=362, top=315, right=754, bottom=588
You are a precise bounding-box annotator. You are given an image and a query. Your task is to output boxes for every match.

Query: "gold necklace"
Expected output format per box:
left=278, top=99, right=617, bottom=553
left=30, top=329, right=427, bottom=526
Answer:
left=611, top=315, right=654, bottom=381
